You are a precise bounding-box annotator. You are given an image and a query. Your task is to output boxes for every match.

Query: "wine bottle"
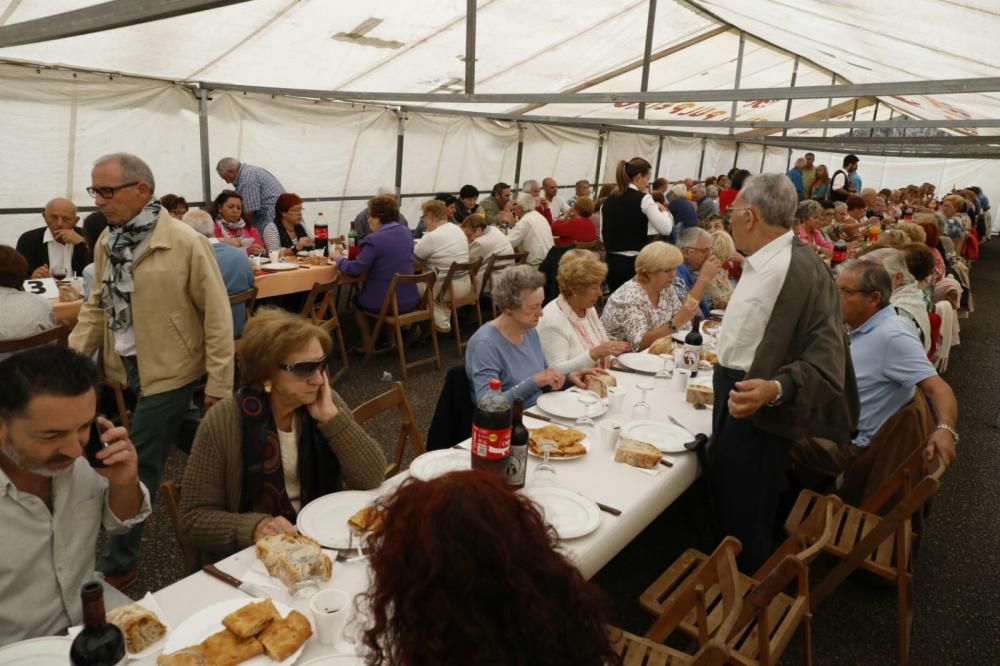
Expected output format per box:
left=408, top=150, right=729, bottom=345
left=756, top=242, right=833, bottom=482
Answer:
left=683, top=318, right=703, bottom=378
left=70, top=581, right=126, bottom=665
left=505, top=397, right=528, bottom=490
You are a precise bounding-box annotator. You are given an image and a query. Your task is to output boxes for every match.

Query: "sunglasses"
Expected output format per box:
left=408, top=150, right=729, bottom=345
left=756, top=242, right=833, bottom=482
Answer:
left=279, top=354, right=328, bottom=379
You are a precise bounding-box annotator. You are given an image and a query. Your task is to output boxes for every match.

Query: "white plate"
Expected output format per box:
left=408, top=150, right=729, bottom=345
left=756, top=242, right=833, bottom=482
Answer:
left=526, top=426, right=591, bottom=460
left=297, top=491, right=378, bottom=549
left=689, top=374, right=714, bottom=389
left=162, top=599, right=310, bottom=665
left=299, top=656, right=365, bottom=665
left=617, top=352, right=669, bottom=374
left=409, top=449, right=471, bottom=481
left=0, top=636, right=73, bottom=665
left=520, top=487, right=601, bottom=539
left=709, top=308, right=725, bottom=318
left=261, top=262, right=299, bottom=272
left=621, top=419, right=693, bottom=454
left=535, top=390, right=607, bottom=420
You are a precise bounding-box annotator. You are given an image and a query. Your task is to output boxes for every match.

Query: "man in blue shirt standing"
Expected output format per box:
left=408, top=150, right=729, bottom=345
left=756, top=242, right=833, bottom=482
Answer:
left=673, top=227, right=720, bottom=319
left=216, top=157, right=286, bottom=237
left=785, top=157, right=806, bottom=201
left=791, top=259, right=958, bottom=474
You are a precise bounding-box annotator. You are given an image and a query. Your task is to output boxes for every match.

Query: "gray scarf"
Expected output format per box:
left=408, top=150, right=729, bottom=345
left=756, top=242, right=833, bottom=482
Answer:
left=101, top=202, right=160, bottom=331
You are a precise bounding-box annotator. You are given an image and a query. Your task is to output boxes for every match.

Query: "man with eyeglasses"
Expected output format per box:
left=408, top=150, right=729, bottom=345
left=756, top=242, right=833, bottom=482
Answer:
left=709, top=173, right=858, bottom=572
left=790, top=259, right=957, bottom=476
left=69, top=152, right=234, bottom=590
left=673, top=227, right=721, bottom=320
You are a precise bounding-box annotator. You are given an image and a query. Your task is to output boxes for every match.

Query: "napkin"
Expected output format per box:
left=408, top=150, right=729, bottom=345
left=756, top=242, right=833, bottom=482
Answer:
left=243, top=548, right=348, bottom=598
left=67, top=592, right=170, bottom=660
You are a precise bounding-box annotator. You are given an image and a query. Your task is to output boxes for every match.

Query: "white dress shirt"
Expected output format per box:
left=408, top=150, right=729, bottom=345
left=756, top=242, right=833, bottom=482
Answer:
left=0, top=458, right=151, bottom=646
left=42, top=228, right=76, bottom=276
left=716, top=231, right=794, bottom=371
left=545, top=194, right=570, bottom=220
left=507, top=210, right=554, bottom=267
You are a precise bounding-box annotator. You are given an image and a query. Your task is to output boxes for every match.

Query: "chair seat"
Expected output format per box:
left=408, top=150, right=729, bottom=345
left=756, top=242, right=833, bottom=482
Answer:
left=786, top=490, right=904, bottom=581
left=614, top=631, right=702, bottom=665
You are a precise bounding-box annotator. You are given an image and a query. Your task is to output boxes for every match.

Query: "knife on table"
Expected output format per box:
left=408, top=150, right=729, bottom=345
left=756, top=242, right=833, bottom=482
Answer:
left=202, top=564, right=283, bottom=598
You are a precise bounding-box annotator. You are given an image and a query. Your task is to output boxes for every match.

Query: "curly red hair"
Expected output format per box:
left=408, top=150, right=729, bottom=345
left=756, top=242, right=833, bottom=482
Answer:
left=357, top=470, right=621, bottom=666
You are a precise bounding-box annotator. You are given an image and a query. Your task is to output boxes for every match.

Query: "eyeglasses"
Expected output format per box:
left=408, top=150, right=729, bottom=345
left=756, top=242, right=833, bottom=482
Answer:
left=838, top=287, right=873, bottom=296
left=279, top=354, right=328, bottom=379
left=86, top=182, right=138, bottom=199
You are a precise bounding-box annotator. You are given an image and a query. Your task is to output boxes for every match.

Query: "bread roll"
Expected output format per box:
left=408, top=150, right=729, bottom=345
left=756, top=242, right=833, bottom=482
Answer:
left=647, top=336, right=671, bottom=355
left=686, top=383, right=714, bottom=406
left=584, top=375, right=608, bottom=397
left=258, top=610, right=313, bottom=661
left=614, top=438, right=662, bottom=469
left=256, top=534, right=333, bottom=589
left=107, top=603, right=167, bottom=653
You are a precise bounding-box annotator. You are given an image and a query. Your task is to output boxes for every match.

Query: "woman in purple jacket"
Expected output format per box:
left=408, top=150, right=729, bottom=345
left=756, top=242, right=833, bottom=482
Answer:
left=334, top=194, right=418, bottom=346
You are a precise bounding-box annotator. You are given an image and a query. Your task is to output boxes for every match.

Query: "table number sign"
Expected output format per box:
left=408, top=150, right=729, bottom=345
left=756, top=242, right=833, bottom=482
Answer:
left=23, top=277, right=60, bottom=298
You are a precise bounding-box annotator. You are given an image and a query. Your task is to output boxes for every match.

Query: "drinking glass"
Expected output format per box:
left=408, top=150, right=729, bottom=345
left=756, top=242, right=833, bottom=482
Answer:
left=533, top=439, right=558, bottom=486
left=51, top=265, right=68, bottom=283
left=632, top=381, right=654, bottom=419
left=574, top=390, right=599, bottom=428
left=655, top=354, right=672, bottom=381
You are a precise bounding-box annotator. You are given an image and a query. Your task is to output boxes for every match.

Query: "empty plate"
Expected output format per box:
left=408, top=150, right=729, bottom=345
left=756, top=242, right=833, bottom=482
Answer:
left=297, top=490, right=378, bottom=548
left=620, top=419, right=693, bottom=454
left=409, top=449, right=471, bottom=481
left=536, top=390, right=607, bottom=420
left=261, top=262, right=299, bottom=272
left=519, top=486, right=600, bottom=539
left=0, top=637, right=74, bottom=665
left=616, top=352, right=668, bottom=374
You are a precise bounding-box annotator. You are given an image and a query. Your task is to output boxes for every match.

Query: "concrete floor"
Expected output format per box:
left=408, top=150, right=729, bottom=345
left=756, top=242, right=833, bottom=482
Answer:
left=120, top=245, right=1000, bottom=665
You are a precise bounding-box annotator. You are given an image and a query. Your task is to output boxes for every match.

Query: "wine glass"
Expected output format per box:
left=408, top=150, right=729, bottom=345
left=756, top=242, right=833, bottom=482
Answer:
left=574, top=390, right=599, bottom=428
left=632, top=381, right=654, bottom=419
left=533, top=439, right=558, bottom=486
left=655, top=354, right=673, bottom=381
left=51, top=265, right=68, bottom=283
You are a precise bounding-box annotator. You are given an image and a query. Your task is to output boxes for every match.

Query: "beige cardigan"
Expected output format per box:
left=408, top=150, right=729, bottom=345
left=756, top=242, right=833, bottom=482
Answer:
left=179, top=392, right=386, bottom=562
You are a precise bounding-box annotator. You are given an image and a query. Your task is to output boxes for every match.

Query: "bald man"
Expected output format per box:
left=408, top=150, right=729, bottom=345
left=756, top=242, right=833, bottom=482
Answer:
left=16, top=198, right=90, bottom=279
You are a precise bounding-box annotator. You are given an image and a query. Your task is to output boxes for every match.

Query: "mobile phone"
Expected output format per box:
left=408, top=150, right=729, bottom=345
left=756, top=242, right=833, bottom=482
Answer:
left=85, top=419, right=109, bottom=468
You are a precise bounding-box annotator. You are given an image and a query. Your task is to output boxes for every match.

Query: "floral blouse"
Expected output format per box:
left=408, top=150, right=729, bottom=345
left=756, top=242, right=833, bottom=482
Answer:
left=600, top=279, right=682, bottom=349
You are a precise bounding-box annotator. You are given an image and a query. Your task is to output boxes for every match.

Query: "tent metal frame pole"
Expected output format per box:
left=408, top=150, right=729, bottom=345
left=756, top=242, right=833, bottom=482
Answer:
left=0, top=0, right=252, bottom=48
left=513, top=123, right=525, bottom=194
left=194, top=76, right=1000, bottom=105
left=697, top=138, right=707, bottom=179
left=637, top=0, right=657, bottom=120
left=394, top=109, right=405, bottom=199
left=733, top=142, right=740, bottom=169
left=654, top=134, right=664, bottom=177
left=729, top=31, right=745, bottom=136
left=869, top=99, right=880, bottom=137
left=760, top=142, right=767, bottom=173
left=784, top=56, right=799, bottom=171
left=464, top=0, right=476, bottom=94
left=198, top=88, right=211, bottom=204
left=594, top=131, right=606, bottom=188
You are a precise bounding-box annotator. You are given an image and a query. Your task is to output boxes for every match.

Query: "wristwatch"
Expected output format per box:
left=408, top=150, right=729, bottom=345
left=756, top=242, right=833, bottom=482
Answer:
left=767, top=380, right=784, bottom=406
left=935, top=423, right=959, bottom=445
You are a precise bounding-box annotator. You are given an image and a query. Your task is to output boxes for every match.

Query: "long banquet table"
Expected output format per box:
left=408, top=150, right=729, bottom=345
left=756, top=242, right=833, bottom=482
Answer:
left=137, top=366, right=713, bottom=663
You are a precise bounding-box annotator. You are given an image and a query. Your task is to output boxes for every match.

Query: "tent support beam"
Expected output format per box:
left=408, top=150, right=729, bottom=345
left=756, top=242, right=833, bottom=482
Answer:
left=733, top=143, right=740, bottom=170
left=654, top=135, right=664, bottom=177
left=638, top=0, right=658, bottom=120
left=697, top=139, right=706, bottom=179
left=394, top=109, right=405, bottom=199
left=464, top=0, right=476, bottom=94
left=198, top=88, right=211, bottom=204
left=594, top=131, right=606, bottom=188
left=195, top=76, right=1000, bottom=105
left=784, top=56, right=799, bottom=170
left=823, top=73, right=836, bottom=137
left=729, top=31, right=745, bottom=136
left=0, top=0, right=252, bottom=48
left=869, top=99, right=880, bottom=137
left=513, top=123, right=525, bottom=194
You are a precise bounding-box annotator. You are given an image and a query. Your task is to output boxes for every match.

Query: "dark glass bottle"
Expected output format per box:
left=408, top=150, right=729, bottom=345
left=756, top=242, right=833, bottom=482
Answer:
left=505, top=397, right=528, bottom=489
left=70, top=581, right=126, bottom=665
left=471, top=379, right=511, bottom=476
left=683, top=318, right=703, bottom=378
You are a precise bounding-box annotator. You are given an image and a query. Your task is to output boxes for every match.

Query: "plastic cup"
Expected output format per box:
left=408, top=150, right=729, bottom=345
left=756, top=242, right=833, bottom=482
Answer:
left=672, top=368, right=691, bottom=392
left=268, top=250, right=281, bottom=263
left=310, top=589, right=350, bottom=646
left=606, top=387, right=625, bottom=415
left=599, top=419, right=622, bottom=450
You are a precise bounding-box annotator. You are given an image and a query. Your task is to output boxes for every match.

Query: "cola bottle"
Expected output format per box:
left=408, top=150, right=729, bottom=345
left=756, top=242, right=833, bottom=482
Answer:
left=831, top=240, right=848, bottom=266
left=505, top=397, right=528, bottom=489
left=70, top=581, right=126, bottom=665
left=313, top=212, right=328, bottom=254
left=683, top=318, right=703, bottom=378
left=471, top=379, right=511, bottom=476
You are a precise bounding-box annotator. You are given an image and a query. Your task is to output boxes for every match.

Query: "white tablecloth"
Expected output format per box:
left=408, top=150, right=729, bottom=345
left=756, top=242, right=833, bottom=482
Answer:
left=144, top=367, right=714, bottom=663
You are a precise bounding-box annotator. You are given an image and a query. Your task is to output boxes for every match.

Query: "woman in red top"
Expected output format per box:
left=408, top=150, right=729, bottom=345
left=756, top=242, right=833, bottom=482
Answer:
left=550, top=196, right=598, bottom=247
left=717, top=169, right=750, bottom=215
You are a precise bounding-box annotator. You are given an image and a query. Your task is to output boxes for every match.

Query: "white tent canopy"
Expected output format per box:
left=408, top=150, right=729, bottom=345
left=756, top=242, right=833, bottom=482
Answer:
left=1, top=0, right=998, bottom=243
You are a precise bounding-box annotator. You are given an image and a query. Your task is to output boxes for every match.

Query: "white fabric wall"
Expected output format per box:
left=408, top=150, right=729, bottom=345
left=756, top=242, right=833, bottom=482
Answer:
left=602, top=133, right=659, bottom=185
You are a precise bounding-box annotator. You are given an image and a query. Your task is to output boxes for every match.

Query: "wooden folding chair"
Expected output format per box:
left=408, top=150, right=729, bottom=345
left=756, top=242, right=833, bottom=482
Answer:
left=784, top=451, right=948, bottom=666
left=301, top=279, right=350, bottom=384
left=361, top=272, right=441, bottom=380
left=612, top=633, right=729, bottom=665
left=640, top=496, right=842, bottom=666
left=228, top=286, right=258, bottom=323
left=437, top=257, right=483, bottom=355
left=480, top=252, right=528, bottom=319
left=0, top=322, right=69, bottom=354
left=95, top=347, right=131, bottom=430
left=352, top=381, right=426, bottom=478
left=159, top=480, right=198, bottom=574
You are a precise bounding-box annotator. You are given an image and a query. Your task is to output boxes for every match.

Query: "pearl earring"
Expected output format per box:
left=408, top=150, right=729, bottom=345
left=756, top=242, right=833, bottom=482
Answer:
left=263, top=381, right=272, bottom=394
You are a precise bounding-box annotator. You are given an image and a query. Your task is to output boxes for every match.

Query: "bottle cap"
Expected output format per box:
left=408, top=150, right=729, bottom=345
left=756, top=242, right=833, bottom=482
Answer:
left=488, top=379, right=502, bottom=390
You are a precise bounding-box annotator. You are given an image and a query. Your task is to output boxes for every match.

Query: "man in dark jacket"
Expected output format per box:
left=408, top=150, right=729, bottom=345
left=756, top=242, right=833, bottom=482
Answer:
left=15, top=198, right=90, bottom=279
left=710, top=173, right=859, bottom=571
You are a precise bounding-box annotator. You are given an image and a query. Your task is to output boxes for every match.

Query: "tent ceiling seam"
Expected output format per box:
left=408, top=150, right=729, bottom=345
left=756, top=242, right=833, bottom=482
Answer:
left=184, top=0, right=299, bottom=80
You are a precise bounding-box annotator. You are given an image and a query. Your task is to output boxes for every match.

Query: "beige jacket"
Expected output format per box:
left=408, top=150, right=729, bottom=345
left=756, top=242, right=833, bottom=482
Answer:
left=69, top=209, right=234, bottom=397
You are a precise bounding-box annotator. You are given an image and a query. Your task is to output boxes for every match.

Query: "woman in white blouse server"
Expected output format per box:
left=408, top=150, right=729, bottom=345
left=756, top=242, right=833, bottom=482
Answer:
left=538, top=250, right=630, bottom=372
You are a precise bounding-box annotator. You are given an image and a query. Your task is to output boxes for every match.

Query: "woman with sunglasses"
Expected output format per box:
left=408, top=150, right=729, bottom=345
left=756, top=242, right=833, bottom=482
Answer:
left=180, top=307, right=386, bottom=563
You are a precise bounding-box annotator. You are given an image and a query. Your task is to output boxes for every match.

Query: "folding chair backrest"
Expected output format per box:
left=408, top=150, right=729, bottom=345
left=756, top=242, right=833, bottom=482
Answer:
left=756, top=494, right=843, bottom=580
left=383, top=272, right=436, bottom=318
left=0, top=323, right=68, bottom=353
left=301, top=279, right=338, bottom=322
left=228, top=286, right=258, bottom=318
left=481, top=253, right=520, bottom=294
left=160, top=480, right=198, bottom=574
left=439, top=257, right=483, bottom=303
left=352, top=381, right=425, bottom=477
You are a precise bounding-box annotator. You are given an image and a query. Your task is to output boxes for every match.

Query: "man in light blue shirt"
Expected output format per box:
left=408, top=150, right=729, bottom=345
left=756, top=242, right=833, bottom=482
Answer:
left=217, top=158, right=286, bottom=236
left=791, top=259, right=958, bottom=475
left=673, top=227, right=720, bottom=319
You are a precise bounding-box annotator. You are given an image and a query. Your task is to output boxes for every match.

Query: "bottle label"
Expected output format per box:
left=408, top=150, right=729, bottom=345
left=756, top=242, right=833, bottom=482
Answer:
left=314, top=225, right=328, bottom=240
left=505, top=447, right=526, bottom=485
left=471, top=426, right=511, bottom=459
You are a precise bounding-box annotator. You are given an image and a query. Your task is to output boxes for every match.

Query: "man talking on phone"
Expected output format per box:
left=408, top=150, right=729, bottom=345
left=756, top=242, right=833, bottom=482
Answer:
left=0, top=345, right=151, bottom=647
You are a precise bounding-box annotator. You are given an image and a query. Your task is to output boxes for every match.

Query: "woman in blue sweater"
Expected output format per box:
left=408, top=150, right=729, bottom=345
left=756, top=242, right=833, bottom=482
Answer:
left=465, top=265, right=601, bottom=407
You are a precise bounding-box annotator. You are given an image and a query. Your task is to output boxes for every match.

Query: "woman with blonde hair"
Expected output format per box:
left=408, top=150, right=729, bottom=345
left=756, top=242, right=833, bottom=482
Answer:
left=538, top=250, right=630, bottom=372
left=704, top=231, right=736, bottom=309
left=600, top=242, right=699, bottom=350
left=809, top=164, right=831, bottom=199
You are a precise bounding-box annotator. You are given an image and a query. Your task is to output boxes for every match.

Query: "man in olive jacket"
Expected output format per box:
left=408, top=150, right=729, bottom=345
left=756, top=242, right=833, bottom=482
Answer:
left=70, top=153, right=234, bottom=588
left=710, top=173, right=859, bottom=571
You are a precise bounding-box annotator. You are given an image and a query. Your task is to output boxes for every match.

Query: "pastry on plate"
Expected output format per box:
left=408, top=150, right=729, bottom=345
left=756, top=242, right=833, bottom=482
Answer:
left=258, top=610, right=313, bottom=661
left=614, top=438, right=662, bottom=469
left=106, top=603, right=167, bottom=653
left=221, top=599, right=279, bottom=639
left=528, top=424, right=587, bottom=457
left=347, top=505, right=383, bottom=533
left=199, top=628, right=263, bottom=666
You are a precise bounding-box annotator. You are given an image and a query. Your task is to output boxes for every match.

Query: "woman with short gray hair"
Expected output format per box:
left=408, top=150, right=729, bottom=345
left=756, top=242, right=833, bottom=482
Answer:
left=795, top=199, right=833, bottom=258
left=465, top=265, right=604, bottom=407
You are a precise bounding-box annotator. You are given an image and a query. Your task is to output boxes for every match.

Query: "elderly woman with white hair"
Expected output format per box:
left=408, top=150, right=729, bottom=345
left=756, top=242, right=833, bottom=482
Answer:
left=507, top=192, right=555, bottom=267
left=864, top=247, right=931, bottom=353
left=600, top=242, right=700, bottom=351
left=465, top=265, right=603, bottom=407
left=795, top=199, right=834, bottom=258
left=182, top=209, right=255, bottom=336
